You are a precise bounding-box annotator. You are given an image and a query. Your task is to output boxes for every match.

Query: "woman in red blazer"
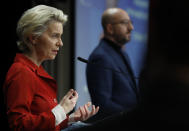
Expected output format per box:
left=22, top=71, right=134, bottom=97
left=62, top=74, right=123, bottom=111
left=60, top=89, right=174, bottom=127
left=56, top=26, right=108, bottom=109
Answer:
left=3, top=5, right=99, bottom=131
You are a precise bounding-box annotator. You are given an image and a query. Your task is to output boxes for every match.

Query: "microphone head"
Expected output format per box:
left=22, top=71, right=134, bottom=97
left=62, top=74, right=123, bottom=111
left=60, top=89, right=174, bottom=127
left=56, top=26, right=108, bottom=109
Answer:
left=77, top=57, right=89, bottom=64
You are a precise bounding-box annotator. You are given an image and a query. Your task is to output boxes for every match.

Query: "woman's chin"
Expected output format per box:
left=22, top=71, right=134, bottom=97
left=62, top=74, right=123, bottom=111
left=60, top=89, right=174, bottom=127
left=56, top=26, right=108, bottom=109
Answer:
left=48, top=55, right=56, bottom=60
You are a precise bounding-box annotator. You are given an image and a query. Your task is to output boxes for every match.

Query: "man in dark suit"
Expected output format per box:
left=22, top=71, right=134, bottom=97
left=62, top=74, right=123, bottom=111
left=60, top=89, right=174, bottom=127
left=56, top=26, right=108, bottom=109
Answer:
left=86, top=8, right=140, bottom=121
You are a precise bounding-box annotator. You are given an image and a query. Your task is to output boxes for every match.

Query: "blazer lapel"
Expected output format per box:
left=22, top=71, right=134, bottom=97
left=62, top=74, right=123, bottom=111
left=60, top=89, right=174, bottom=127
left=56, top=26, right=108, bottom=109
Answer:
left=106, top=44, right=134, bottom=81
left=120, top=50, right=135, bottom=79
left=103, top=42, right=138, bottom=92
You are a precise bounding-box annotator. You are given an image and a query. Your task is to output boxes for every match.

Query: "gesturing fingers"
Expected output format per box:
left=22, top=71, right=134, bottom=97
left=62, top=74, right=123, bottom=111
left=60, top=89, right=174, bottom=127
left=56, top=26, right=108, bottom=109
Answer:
left=64, top=89, right=74, bottom=99
left=60, top=89, right=79, bottom=114
left=90, top=104, right=99, bottom=116
left=77, top=102, right=100, bottom=121
left=79, top=106, right=85, bottom=121
left=70, top=90, right=78, bottom=101
left=94, top=105, right=99, bottom=114
left=83, top=102, right=91, bottom=119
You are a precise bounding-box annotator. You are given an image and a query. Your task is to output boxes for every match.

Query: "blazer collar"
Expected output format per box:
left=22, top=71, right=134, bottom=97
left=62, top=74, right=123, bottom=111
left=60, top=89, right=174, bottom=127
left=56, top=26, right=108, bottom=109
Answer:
left=101, top=39, right=128, bottom=73
left=102, top=37, right=121, bottom=51
left=14, top=53, right=55, bottom=81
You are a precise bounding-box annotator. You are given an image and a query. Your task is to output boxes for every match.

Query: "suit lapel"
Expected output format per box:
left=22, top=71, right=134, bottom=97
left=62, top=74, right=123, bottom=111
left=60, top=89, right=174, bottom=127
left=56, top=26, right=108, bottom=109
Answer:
left=104, top=42, right=134, bottom=80
left=102, top=41, right=139, bottom=95
left=120, top=50, right=135, bottom=80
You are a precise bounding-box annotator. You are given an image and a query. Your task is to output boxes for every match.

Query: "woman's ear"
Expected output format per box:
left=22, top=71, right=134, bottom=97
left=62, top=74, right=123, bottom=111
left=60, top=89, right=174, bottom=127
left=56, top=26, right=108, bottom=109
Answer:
left=28, top=34, right=37, bottom=45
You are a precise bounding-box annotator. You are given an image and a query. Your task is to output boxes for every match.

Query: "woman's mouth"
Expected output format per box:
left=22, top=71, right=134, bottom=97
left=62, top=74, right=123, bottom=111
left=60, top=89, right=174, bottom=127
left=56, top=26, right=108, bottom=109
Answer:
left=52, top=50, right=58, bottom=54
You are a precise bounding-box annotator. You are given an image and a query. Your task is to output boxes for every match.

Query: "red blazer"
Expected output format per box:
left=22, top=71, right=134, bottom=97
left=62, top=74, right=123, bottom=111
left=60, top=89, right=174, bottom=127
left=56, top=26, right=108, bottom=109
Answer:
left=3, top=53, right=68, bottom=131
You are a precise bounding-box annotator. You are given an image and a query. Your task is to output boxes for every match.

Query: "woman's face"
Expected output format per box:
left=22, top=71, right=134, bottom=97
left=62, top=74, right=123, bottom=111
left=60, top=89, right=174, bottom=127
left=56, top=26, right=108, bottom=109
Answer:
left=34, top=21, right=63, bottom=61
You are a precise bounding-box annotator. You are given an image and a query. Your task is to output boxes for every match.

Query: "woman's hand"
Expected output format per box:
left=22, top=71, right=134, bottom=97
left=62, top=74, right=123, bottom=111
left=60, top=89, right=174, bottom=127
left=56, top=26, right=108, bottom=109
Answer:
left=69, top=102, right=99, bottom=122
left=59, top=89, right=78, bottom=114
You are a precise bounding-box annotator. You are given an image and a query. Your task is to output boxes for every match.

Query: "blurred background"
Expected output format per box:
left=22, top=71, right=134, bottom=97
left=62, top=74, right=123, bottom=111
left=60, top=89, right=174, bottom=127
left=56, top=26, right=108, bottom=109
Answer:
left=1, top=0, right=189, bottom=129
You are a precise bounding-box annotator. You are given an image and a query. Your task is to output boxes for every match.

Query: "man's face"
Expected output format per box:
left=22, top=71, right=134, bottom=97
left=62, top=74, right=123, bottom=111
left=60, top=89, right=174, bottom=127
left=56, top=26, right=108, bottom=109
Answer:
left=111, top=11, right=134, bottom=46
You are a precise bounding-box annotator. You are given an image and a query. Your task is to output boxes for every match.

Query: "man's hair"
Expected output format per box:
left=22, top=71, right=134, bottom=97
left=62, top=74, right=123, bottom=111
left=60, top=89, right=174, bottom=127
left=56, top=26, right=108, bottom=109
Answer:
left=101, top=8, right=119, bottom=33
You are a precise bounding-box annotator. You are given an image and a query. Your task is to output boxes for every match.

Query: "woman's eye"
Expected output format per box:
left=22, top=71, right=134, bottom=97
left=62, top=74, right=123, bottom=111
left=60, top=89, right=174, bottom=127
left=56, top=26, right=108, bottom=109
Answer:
left=52, top=34, right=58, bottom=38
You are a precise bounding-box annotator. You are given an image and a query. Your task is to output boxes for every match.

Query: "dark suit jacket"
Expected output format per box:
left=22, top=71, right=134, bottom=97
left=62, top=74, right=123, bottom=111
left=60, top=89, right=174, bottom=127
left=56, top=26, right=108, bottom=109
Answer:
left=86, top=38, right=139, bottom=121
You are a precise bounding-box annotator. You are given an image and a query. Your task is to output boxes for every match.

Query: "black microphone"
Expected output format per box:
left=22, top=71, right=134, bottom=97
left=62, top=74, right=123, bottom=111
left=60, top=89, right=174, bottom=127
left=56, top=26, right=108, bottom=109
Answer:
left=77, top=57, right=89, bottom=64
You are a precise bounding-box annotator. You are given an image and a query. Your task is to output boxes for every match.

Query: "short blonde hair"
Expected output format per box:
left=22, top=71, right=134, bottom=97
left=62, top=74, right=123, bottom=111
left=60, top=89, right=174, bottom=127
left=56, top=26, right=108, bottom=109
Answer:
left=16, top=5, right=68, bottom=52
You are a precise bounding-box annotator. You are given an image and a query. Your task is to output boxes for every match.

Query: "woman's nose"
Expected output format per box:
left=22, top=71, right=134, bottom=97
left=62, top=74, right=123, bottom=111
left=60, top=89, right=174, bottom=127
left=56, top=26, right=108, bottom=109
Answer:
left=57, top=39, right=63, bottom=47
